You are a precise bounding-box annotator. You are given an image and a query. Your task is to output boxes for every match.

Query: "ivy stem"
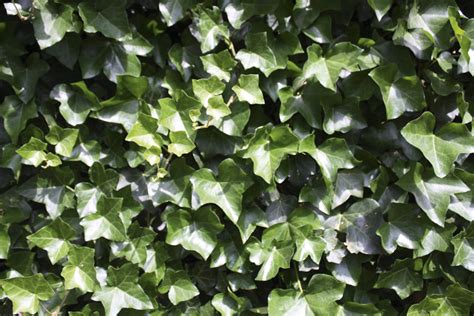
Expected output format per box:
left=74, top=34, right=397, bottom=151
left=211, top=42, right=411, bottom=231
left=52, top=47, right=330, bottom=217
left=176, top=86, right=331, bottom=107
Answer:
left=293, top=262, right=304, bottom=294
left=226, top=38, right=236, bottom=56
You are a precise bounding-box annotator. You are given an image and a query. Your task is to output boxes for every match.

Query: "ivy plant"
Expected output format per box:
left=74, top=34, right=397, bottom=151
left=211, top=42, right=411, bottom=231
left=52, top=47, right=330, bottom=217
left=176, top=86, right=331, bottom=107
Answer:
left=0, top=0, right=473, bottom=315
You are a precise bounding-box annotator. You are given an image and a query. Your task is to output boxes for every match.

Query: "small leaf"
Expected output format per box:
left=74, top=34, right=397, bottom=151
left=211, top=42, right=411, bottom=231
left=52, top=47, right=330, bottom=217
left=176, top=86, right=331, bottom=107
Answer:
left=375, top=259, right=423, bottom=299
left=61, top=245, right=97, bottom=292
left=232, top=74, right=265, bottom=105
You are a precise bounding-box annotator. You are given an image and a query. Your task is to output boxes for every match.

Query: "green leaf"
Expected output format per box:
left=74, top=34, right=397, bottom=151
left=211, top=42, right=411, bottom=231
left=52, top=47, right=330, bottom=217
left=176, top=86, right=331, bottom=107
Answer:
left=158, top=92, right=201, bottom=138
left=80, top=196, right=127, bottom=242
left=164, top=207, right=224, bottom=259
left=369, top=64, right=427, bottom=120
left=18, top=171, right=75, bottom=219
left=61, top=245, right=97, bottom=293
left=0, top=96, right=37, bottom=144
left=111, top=223, right=155, bottom=265
left=32, top=2, right=78, bottom=49
left=268, top=274, right=345, bottom=316
left=303, top=43, right=363, bottom=91
left=247, top=239, right=294, bottom=281
left=45, top=126, right=79, bottom=157
left=125, top=113, right=163, bottom=149
left=159, top=269, right=200, bottom=305
left=242, top=125, right=299, bottom=183
left=236, top=32, right=302, bottom=77
left=191, top=6, right=229, bottom=53
left=401, top=112, right=474, bottom=178
left=27, top=218, right=75, bottom=264
left=300, top=135, right=358, bottom=183
left=397, top=163, right=469, bottom=226
left=201, top=50, right=237, bottom=82
left=0, top=274, right=54, bottom=314
left=375, top=258, right=423, bottom=299
left=376, top=203, right=426, bottom=254
left=50, top=82, right=100, bottom=126
left=91, top=263, right=153, bottom=316
left=159, top=0, right=198, bottom=26
left=232, top=74, right=265, bottom=105
left=407, top=284, right=474, bottom=316
left=451, top=224, right=474, bottom=272
left=9, top=53, right=50, bottom=103
left=78, top=0, right=131, bottom=41
left=191, top=158, right=253, bottom=223
left=341, top=199, right=383, bottom=255
left=368, top=0, right=393, bottom=21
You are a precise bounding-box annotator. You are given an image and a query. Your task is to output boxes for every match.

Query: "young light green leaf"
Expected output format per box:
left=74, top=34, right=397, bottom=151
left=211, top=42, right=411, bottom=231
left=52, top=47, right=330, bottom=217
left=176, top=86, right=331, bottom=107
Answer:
left=61, top=245, right=97, bottom=292
left=27, top=218, right=75, bottom=264
left=232, top=74, right=265, bottom=105
left=303, top=43, right=363, bottom=91
left=45, top=126, right=79, bottom=157
left=201, top=50, right=237, bottom=82
left=191, top=6, right=229, bottom=53
left=451, top=224, right=474, bottom=272
left=80, top=196, right=127, bottom=242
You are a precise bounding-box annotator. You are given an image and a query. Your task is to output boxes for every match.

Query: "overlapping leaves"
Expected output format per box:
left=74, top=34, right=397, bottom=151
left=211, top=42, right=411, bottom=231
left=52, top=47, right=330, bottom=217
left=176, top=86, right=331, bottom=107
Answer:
left=0, top=0, right=473, bottom=315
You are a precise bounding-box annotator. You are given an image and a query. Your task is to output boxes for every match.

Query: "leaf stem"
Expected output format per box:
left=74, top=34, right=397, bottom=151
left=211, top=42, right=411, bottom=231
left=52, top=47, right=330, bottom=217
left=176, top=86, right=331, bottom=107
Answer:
left=293, top=262, right=304, bottom=294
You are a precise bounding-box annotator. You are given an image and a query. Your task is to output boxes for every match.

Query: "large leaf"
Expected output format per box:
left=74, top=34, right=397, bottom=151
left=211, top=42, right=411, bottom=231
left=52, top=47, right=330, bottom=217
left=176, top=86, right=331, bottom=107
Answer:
left=91, top=263, right=153, bottom=316
left=401, top=112, right=474, bottom=178
left=191, top=159, right=252, bottom=223
left=242, top=125, right=299, bottom=183
left=61, top=245, right=97, bottom=292
left=0, top=274, right=54, bottom=314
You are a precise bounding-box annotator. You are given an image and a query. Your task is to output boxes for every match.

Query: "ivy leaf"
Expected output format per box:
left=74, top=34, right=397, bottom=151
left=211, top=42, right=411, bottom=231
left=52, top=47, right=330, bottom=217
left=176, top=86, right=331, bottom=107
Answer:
left=0, top=95, right=37, bottom=144
left=300, top=135, right=359, bottom=183
left=376, top=203, right=426, bottom=254
left=268, top=274, right=345, bottom=315
left=397, top=163, right=469, bottom=226
left=0, top=224, right=10, bottom=259
left=232, top=74, right=265, bottom=105
left=236, top=32, right=302, bottom=77
left=341, top=199, right=383, bottom=255
left=9, top=53, right=49, bottom=103
left=80, top=196, right=127, bottom=242
left=159, top=269, right=200, bottom=305
left=375, top=259, right=423, bottom=299
left=158, top=92, right=201, bottom=138
left=369, top=64, right=426, bottom=120
left=45, top=126, right=79, bottom=157
left=247, top=239, right=294, bottom=281
left=18, top=171, right=75, bottom=219
left=201, top=50, right=237, bottom=82
left=368, top=0, right=393, bottom=20
left=451, top=224, right=474, bottom=272
left=125, top=113, right=163, bottom=150
left=27, top=218, right=75, bottom=264
left=191, top=158, right=253, bottom=223
left=0, top=274, right=54, bottom=314
left=407, top=284, right=474, bottom=316
left=61, top=245, right=97, bottom=292
left=159, top=0, right=198, bottom=26
left=191, top=6, right=229, bottom=53
left=242, top=125, right=299, bottom=183
left=32, top=2, right=78, bottom=49
left=50, top=82, right=100, bottom=126
left=110, top=223, right=155, bottom=265
left=401, top=112, right=474, bottom=178
left=91, top=263, right=153, bottom=316
left=164, top=207, right=224, bottom=260
left=303, top=43, right=363, bottom=91
left=78, top=0, right=131, bottom=41
left=148, top=158, right=194, bottom=208
left=278, top=85, right=322, bottom=129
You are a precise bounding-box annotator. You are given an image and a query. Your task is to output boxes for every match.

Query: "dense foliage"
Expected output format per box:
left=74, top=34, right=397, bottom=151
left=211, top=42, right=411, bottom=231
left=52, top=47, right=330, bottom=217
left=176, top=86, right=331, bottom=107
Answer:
left=0, top=0, right=473, bottom=314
